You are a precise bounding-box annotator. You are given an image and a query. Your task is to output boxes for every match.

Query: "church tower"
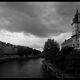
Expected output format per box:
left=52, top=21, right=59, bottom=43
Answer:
left=71, top=9, right=80, bottom=49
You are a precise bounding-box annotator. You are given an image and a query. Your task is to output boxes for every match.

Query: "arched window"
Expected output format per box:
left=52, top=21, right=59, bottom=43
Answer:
left=73, top=44, right=75, bottom=47
left=77, top=44, right=79, bottom=48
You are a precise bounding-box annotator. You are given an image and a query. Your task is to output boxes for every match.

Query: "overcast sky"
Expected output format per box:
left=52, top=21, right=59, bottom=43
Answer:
left=0, top=2, right=79, bottom=51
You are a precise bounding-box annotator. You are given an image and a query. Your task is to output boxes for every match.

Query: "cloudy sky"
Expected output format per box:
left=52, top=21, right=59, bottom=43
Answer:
left=0, top=2, right=79, bottom=51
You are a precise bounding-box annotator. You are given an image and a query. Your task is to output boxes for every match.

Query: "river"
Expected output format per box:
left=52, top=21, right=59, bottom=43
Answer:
left=0, top=58, right=52, bottom=78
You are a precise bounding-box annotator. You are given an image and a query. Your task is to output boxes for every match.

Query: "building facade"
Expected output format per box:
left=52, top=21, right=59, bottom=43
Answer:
left=61, top=38, right=72, bottom=48
left=61, top=9, right=80, bottom=49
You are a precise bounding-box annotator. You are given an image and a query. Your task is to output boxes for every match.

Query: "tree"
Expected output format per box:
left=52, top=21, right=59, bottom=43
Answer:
left=60, top=46, right=74, bottom=57
left=43, top=39, right=60, bottom=63
left=58, top=46, right=75, bottom=70
left=17, top=46, right=25, bottom=56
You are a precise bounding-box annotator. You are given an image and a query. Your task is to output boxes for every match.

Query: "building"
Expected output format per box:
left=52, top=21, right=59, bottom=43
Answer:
left=61, top=38, right=72, bottom=48
left=61, top=9, right=80, bottom=49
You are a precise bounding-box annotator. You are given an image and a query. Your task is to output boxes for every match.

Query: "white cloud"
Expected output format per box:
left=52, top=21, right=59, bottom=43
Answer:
left=0, top=29, right=48, bottom=51
left=49, top=32, right=72, bottom=44
left=0, top=29, right=72, bottom=51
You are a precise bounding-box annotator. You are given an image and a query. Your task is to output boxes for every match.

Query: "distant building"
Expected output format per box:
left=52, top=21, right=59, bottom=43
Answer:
left=61, top=9, right=80, bottom=49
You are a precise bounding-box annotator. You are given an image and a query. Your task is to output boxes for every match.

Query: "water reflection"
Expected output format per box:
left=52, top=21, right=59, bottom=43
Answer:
left=0, top=58, right=51, bottom=78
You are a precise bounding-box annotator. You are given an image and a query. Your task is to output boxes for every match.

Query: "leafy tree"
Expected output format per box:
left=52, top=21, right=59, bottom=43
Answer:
left=58, top=46, right=75, bottom=70
left=17, top=45, right=42, bottom=57
left=43, top=39, right=60, bottom=63
left=60, top=46, right=74, bottom=56
left=63, top=49, right=80, bottom=76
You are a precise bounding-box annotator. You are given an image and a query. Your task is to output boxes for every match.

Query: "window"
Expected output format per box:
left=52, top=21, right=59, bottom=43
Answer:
left=77, top=44, right=79, bottom=48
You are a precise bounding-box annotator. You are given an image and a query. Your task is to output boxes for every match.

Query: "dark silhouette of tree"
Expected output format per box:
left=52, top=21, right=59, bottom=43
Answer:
left=58, top=46, right=75, bottom=70
left=43, top=39, right=60, bottom=63
left=17, top=45, right=42, bottom=57
left=60, top=46, right=74, bottom=56
left=64, top=49, right=80, bottom=76
left=0, top=40, right=42, bottom=58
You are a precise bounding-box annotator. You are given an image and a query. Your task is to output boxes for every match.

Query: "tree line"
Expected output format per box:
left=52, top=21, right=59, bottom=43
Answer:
left=17, top=45, right=41, bottom=57
left=0, top=41, right=42, bottom=57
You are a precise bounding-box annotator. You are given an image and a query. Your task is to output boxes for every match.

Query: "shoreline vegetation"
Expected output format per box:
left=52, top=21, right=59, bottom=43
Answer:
left=42, top=39, right=80, bottom=78
left=0, top=40, right=42, bottom=63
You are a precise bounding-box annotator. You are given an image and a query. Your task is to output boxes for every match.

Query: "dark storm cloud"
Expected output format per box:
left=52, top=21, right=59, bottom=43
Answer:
left=0, top=2, right=80, bottom=37
left=0, top=2, right=43, bottom=17
left=55, top=2, right=80, bottom=26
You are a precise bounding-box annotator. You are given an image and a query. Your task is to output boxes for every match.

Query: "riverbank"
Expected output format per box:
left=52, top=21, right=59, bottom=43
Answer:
left=42, top=60, right=73, bottom=78
left=0, top=55, right=42, bottom=63
left=0, top=55, right=20, bottom=63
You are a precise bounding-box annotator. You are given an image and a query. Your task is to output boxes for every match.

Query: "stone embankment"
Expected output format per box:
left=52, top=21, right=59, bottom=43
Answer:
left=0, top=55, right=41, bottom=63
left=42, top=60, right=73, bottom=78
left=0, top=55, right=20, bottom=63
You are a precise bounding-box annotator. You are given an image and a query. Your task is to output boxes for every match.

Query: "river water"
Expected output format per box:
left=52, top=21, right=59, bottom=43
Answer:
left=0, top=58, right=52, bottom=78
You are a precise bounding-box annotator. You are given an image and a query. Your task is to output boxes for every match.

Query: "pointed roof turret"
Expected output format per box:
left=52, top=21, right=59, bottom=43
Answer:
left=71, top=9, right=80, bottom=25
left=76, top=8, right=79, bottom=14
